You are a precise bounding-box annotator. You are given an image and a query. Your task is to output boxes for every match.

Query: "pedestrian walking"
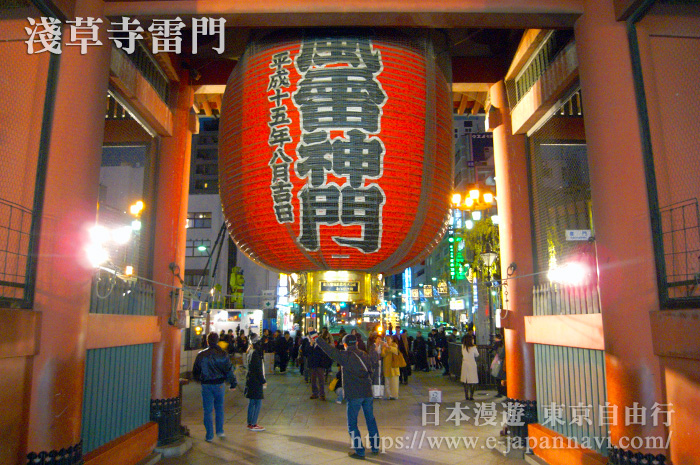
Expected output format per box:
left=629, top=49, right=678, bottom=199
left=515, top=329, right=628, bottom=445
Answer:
left=192, top=332, right=238, bottom=442
left=398, top=332, right=411, bottom=385
left=367, top=334, right=384, bottom=399
left=380, top=335, right=400, bottom=400
left=245, top=333, right=267, bottom=431
left=313, top=331, right=381, bottom=459
left=413, top=331, right=429, bottom=372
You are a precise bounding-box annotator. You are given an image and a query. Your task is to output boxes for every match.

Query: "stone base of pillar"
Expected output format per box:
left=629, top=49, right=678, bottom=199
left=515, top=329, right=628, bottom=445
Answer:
left=607, top=447, right=667, bottom=465
left=505, top=397, right=538, bottom=443
left=26, top=441, right=82, bottom=465
left=154, top=438, right=192, bottom=458
left=150, top=397, right=183, bottom=447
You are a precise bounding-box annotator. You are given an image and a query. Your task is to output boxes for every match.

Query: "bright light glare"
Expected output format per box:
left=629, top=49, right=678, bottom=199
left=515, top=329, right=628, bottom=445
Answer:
left=547, top=262, right=588, bottom=286
left=125, top=265, right=134, bottom=276
left=86, top=244, right=109, bottom=267
left=469, top=189, right=480, bottom=200
left=472, top=211, right=482, bottom=221
left=483, top=193, right=494, bottom=204
left=129, top=200, right=144, bottom=215
left=89, top=225, right=110, bottom=245
left=131, top=220, right=142, bottom=231
left=465, top=198, right=474, bottom=208
left=491, top=215, right=500, bottom=225
left=465, top=219, right=474, bottom=230
left=451, top=193, right=462, bottom=205
left=112, top=226, right=132, bottom=245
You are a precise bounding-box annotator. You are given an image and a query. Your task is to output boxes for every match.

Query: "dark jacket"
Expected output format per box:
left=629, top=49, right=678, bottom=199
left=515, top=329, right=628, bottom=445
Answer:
left=245, top=349, right=267, bottom=399
left=306, top=341, right=333, bottom=369
left=315, top=338, right=378, bottom=400
left=493, top=341, right=506, bottom=380
left=192, top=345, right=237, bottom=388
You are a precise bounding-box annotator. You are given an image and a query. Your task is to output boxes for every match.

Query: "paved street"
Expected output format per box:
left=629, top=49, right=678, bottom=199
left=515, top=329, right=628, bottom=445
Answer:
left=164, top=362, right=528, bottom=465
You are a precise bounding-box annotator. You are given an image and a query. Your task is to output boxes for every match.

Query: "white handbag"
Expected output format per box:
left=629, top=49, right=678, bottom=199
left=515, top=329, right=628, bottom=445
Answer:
left=372, top=359, right=384, bottom=398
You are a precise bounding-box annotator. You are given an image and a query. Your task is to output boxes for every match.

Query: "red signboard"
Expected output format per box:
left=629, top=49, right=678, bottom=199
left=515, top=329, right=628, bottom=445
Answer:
left=220, top=31, right=453, bottom=275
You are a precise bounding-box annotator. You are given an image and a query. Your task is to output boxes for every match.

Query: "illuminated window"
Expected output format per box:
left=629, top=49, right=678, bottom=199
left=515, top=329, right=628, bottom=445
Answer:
left=186, top=212, right=212, bottom=229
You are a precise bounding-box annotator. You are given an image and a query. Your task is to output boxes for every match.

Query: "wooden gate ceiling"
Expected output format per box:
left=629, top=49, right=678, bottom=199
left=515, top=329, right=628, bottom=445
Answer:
left=103, top=1, right=583, bottom=117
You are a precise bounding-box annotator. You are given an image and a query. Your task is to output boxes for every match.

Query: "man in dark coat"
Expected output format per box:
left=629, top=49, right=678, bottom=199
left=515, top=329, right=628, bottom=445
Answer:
left=306, top=336, right=332, bottom=400
left=245, top=333, right=267, bottom=431
left=192, top=332, right=237, bottom=442
left=313, top=332, right=381, bottom=459
left=435, top=327, right=449, bottom=375
left=277, top=331, right=294, bottom=373
left=413, top=331, right=429, bottom=372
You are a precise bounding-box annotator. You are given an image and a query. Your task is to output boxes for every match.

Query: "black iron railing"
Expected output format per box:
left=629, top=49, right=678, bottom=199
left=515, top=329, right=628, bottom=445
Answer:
left=0, top=199, right=35, bottom=305
left=448, top=342, right=498, bottom=388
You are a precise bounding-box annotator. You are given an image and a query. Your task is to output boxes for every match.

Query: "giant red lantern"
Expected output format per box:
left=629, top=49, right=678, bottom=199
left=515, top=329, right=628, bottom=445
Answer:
left=219, top=31, right=453, bottom=277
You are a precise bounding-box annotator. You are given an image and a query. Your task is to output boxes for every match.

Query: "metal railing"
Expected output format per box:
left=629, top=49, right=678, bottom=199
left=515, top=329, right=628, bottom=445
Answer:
left=659, top=198, right=700, bottom=299
left=90, top=273, right=155, bottom=315
left=507, top=30, right=575, bottom=109
left=0, top=198, right=35, bottom=305
left=448, top=342, right=498, bottom=388
left=533, top=281, right=601, bottom=316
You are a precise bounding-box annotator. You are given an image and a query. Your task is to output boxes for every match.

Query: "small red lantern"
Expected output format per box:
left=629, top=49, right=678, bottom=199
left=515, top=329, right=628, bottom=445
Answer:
left=220, top=31, right=453, bottom=275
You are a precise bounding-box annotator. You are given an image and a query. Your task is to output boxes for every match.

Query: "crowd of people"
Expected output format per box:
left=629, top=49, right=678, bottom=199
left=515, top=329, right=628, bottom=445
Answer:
left=193, top=324, right=507, bottom=453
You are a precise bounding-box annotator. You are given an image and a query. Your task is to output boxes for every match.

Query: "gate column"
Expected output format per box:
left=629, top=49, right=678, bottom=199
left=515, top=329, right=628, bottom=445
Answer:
left=490, top=80, right=537, bottom=439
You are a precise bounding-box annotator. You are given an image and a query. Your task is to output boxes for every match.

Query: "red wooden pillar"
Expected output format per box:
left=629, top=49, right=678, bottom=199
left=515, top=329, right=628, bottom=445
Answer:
left=576, top=0, right=667, bottom=459
left=149, top=75, right=193, bottom=447
left=490, top=80, right=537, bottom=436
left=24, top=1, right=111, bottom=463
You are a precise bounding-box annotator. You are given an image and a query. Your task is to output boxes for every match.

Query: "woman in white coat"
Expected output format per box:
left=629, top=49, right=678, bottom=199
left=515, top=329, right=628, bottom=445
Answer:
left=460, top=333, right=479, bottom=400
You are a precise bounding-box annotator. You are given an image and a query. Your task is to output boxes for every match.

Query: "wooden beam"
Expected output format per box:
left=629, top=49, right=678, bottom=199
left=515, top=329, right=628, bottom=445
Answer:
left=109, top=47, right=174, bottom=136
left=194, top=84, right=227, bottom=94
left=151, top=51, right=180, bottom=83
left=471, top=98, right=482, bottom=115
left=84, top=422, right=158, bottom=465
left=212, top=94, right=223, bottom=112
left=505, top=29, right=550, bottom=80
left=452, top=83, right=492, bottom=93
left=528, top=423, right=608, bottom=465
left=104, top=1, right=583, bottom=28
left=457, top=94, right=469, bottom=115
left=201, top=100, right=213, bottom=117
left=510, top=40, right=578, bottom=135
left=86, top=314, right=161, bottom=349
left=524, top=313, right=604, bottom=350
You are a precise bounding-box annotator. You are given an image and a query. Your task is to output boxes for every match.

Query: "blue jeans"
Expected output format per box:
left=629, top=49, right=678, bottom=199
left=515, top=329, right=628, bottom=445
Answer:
left=201, top=383, right=225, bottom=440
left=247, top=398, right=262, bottom=426
left=347, top=397, right=380, bottom=456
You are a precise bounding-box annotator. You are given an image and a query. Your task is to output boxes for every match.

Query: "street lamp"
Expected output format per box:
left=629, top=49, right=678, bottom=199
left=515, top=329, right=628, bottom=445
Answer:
left=480, top=242, right=498, bottom=342
left=480, top=243, right=498, bottom=277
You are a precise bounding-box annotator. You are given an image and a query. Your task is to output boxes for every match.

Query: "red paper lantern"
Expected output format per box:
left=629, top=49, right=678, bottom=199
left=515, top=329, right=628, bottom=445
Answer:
left=220, top=31, right=453, bottom=275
